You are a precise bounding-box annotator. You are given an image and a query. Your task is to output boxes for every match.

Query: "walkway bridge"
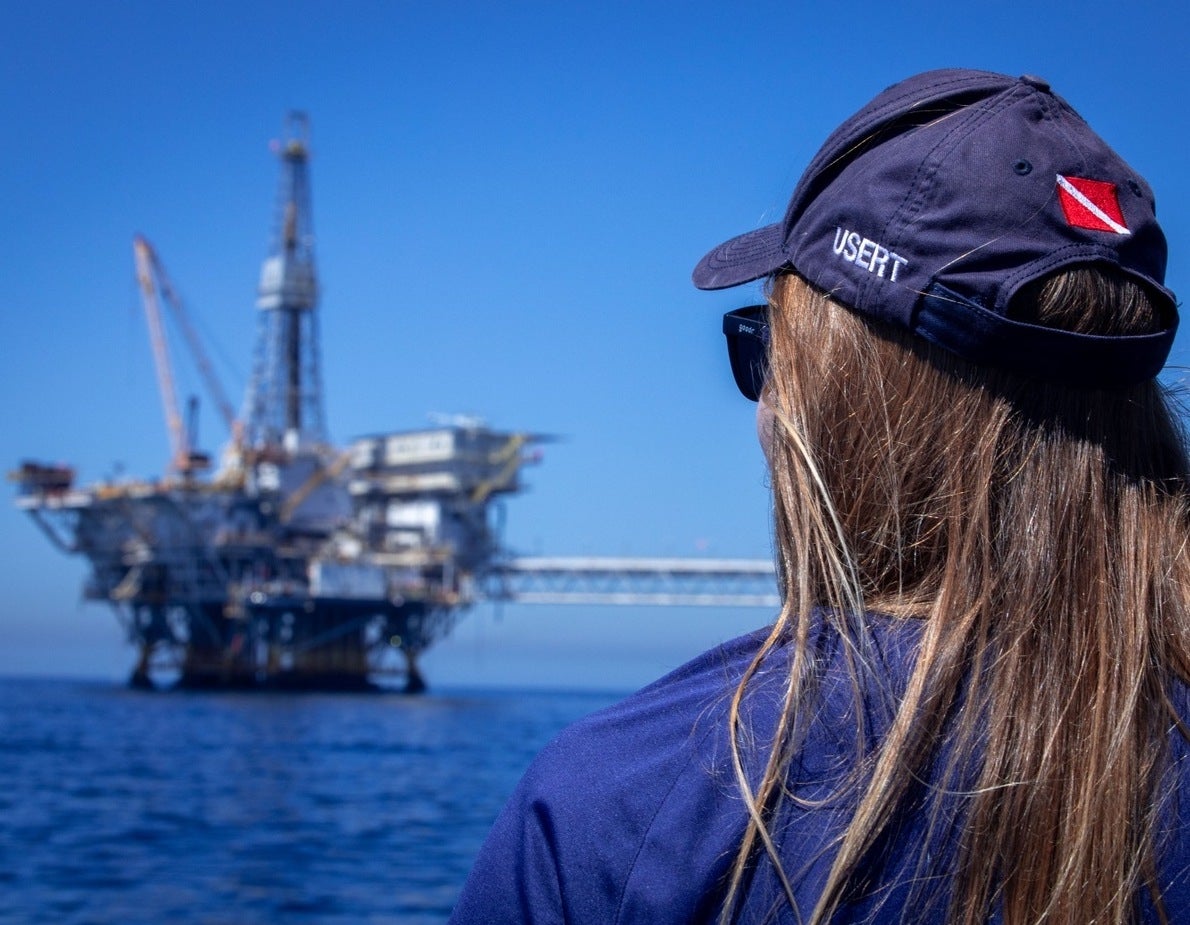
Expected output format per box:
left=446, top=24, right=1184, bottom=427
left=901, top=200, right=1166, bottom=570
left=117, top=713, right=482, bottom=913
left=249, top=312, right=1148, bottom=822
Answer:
left=487, top=556, right=780, bottom=609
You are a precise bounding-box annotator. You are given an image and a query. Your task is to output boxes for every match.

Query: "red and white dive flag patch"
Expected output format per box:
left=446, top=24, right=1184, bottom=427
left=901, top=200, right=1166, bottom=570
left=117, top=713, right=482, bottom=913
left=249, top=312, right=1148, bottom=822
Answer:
left=1056, top=175, right=1130, bottom=235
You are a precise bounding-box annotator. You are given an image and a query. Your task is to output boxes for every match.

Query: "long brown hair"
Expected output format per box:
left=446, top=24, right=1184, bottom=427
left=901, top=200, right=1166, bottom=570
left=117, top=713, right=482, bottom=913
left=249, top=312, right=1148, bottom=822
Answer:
left=720, top=269, right=1190, bottom=923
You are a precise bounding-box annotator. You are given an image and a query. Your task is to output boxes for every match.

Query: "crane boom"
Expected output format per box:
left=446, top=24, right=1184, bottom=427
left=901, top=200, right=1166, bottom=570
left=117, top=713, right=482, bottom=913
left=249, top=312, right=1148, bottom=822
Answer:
left=133, top=235, right=189, bottom=472
left=145, top=243, right=241, bottom=443
left=132, top=235, right=245, bottom=474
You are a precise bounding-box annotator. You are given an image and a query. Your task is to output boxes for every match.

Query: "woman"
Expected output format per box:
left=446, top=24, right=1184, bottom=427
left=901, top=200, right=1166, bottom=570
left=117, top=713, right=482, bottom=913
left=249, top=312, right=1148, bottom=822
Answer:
left=451, top=69, right=1190, bottom=923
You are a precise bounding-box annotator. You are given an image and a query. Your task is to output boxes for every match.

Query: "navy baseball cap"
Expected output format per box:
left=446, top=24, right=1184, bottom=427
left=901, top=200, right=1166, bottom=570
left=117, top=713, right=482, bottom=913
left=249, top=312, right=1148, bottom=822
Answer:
left=693, top=69, right=1178, bottom=388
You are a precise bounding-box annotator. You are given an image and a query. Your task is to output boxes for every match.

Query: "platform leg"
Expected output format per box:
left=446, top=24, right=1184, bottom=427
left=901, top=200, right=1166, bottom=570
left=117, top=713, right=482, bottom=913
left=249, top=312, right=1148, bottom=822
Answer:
left=129, top=641, right=155, bottom=690
left=403, top=648, right=427, bottom=694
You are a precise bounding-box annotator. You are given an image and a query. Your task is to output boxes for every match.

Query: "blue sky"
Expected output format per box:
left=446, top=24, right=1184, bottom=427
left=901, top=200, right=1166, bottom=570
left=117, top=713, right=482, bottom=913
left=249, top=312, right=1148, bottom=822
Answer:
left=3, top=0, right=1189, bottom=691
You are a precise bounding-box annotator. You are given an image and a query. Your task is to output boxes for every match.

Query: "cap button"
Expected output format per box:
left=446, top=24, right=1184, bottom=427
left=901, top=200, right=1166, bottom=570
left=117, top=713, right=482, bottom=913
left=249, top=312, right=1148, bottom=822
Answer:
left=1020, top=74, right=1051, bottom=92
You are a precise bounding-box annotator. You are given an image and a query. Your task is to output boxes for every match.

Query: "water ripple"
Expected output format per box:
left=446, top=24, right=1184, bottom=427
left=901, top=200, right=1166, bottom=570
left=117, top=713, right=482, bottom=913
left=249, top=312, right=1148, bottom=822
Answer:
left=0, top=679, right=619, bottom=924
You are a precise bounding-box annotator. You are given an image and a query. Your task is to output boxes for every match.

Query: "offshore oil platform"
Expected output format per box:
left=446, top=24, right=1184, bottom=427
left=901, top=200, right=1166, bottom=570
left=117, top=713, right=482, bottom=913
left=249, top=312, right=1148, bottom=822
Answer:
left=12, top=113, right=777, bottom=692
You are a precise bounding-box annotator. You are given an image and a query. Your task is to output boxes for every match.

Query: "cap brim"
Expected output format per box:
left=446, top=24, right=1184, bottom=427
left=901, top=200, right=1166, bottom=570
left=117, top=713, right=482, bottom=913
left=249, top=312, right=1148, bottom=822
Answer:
left=692, top=223, right=787, bottom=290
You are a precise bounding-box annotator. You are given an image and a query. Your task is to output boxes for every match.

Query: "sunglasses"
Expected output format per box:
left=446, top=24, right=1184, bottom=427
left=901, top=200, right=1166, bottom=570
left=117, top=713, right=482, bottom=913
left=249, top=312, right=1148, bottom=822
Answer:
left=722, top=305, right=770, bottom=402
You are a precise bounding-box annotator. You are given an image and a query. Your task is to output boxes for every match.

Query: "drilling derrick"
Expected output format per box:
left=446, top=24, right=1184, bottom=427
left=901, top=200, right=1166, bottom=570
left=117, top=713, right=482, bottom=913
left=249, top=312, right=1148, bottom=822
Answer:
left=245, top=113, right=327, bottom=453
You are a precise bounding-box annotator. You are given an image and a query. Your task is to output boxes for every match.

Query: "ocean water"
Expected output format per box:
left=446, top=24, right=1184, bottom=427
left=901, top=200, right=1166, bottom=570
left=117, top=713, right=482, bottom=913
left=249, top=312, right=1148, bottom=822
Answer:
left=0, top=679, right=622, bottom=924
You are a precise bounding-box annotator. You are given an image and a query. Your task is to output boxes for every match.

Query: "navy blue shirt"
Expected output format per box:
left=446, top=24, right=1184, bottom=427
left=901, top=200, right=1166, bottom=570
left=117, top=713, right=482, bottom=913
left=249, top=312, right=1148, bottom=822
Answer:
left=451, top=619, right=1190, bottom=923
